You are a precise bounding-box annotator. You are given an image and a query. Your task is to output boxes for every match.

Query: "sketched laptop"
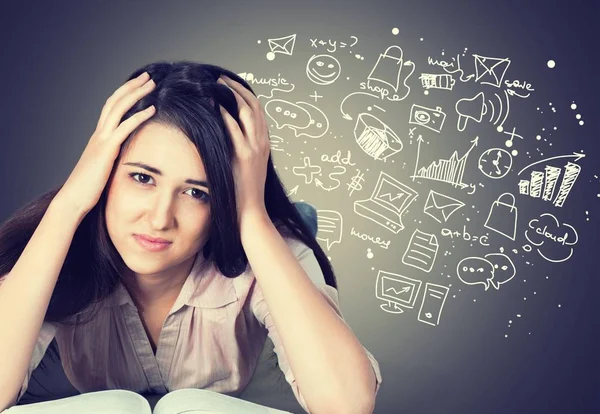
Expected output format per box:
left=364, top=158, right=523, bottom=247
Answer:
left=354, top=171, right=418, bottom=234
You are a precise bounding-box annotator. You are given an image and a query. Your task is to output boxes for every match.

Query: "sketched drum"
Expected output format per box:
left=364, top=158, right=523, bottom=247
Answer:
left=353, top=113, right=403, bottom=160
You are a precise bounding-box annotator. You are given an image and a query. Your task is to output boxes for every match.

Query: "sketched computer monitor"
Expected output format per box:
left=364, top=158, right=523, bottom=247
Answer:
left=375, top=270, right=423, bottom=314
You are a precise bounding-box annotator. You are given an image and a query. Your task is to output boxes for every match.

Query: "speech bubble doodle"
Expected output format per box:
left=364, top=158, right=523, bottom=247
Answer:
left=264, top=99, right=329, bottom=138
left=484, top=253, right=516, bottom=288
left=265, top=99, right=311, bottom=131
left=456, top=257, right=495, bottom=291
left=316, top=210, right=343, bottom=250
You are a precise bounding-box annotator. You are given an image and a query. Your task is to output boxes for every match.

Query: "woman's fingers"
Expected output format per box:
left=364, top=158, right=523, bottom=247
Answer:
left=100, top=78, right=156, bottom=133
left=97, top=71, right=150, bottom=131
left=218, top=76, right=256, bottom=144
left=113, top=104, right=156, bottom=142
left=219, top=104, right=247, bottom=157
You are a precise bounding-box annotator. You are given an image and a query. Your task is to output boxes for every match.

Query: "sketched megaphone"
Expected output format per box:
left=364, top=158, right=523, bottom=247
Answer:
left=455, top=92, right=487, bottom=132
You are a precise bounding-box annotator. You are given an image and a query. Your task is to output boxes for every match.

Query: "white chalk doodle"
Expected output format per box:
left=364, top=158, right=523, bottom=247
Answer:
left=517, top=152, right=584, bottom=207
left=428, top=53, right=475, bottom=83
left=354, top=171, right=418, bottom=234
left=340, top=91, right=380, bottom=121
left=309, top=36, right=359, bottom=52
left=409, top=104, right=446, bottom=133
left=525, top=213, right=578, bottom=263
left=441, top=225, right=490, bottom=246
left=375, top=270, right=423, bottom=314
left=419, top=73, right=455, bottom=91
left=306, top=54, right=341, bottom=85
left=267, top=33, right=296, bottom=57
left=350, top=227, right=391, bottom=249
left=455, top=91, right=510, bottom=132
left=353, top=113, right=403, bottom=160
left=473, top=54, right=511, bottom=88
left=309, top=91, right=323, bottom=102
left=292, top=157, right=321, bottom=184
left=315, top=165, right=346, bottom=192
left=402, top=229, right=439, bottom=273
left=423, top=190, right=465, bottom=223
left=504, top=78, right=534, bottom=98
left=418, top=283, right=450, bottom=326
left=286, top=185, right=299, bottom=198
left=484, top=193, right=518, bottom=241
left=265, top=99, right=329, bottom=138
left=412, top=135, right=478, bottom=193
left=237, top=72, right=295, bottom=98
left=456, top=253, right=516, bottom=291
left=268, top=134, right=285, bottom=152
left=478, top=148, right=513, bottom=179
left=316, top=210, right=343, bottom=251
left=502, top=127, right=523, bottom=147
left=347, top=169, right=365, bottom=196
left=367, top=45, right=415, bottom=101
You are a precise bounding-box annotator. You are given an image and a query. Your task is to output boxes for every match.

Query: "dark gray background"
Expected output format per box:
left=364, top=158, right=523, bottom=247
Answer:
left=0, top=1, right=598, bottom=413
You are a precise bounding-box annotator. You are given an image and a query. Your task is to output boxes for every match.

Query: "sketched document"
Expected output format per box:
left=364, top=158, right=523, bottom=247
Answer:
left=402, top=229, right=439, bottom=273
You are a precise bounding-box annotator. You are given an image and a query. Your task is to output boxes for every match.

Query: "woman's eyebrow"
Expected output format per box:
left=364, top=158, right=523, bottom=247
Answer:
left=123, top=161, right=209, bottom=188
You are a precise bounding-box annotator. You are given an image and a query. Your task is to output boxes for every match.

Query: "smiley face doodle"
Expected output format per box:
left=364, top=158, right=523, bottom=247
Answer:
left=306, top=54, right=341, bottom=85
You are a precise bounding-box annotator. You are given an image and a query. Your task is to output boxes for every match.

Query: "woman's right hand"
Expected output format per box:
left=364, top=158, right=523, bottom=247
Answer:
left=54, top=71, right=157, bottom=218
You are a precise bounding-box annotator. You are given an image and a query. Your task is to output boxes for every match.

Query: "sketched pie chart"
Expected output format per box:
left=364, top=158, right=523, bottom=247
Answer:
left=306, top=54, right=341, bottom=85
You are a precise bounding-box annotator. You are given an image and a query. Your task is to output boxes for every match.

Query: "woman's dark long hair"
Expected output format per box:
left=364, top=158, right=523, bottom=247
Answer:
left=0, top=60, right=337, bottom=328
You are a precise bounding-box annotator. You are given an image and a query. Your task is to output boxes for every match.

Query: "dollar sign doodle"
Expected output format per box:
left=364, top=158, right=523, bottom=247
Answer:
left=347, top=169, right=364, bottom=196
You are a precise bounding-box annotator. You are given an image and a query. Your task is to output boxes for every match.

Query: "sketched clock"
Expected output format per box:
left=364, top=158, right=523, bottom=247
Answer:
left=478, top=148, right=512, bottom=179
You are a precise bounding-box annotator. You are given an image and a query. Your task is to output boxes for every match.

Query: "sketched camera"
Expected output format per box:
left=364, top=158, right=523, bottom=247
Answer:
left=409, top=104, right=446, bottom=133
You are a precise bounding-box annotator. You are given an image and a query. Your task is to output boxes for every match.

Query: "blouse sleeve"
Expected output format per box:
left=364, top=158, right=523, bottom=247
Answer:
left=16, top=321, right=58, bottom=403
left=1, top=274, right=59, bottom=404
left=250, top=237, right=383, bottom=413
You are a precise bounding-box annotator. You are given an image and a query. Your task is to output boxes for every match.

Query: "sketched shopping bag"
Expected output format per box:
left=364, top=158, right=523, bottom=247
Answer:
left=484, top=193, right=518, bottom=240
left=367, top=45, right=406, bottom=93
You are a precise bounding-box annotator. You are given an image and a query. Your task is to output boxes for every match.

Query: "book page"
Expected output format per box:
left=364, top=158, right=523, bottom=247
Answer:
left=153, top=388, right=292, bottom=414
left=5, top=390, right=151, bottom=414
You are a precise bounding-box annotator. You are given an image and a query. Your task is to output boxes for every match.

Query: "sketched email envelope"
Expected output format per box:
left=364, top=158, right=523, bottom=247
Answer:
left=423, top=190, right=465, bottom=223
left=473, top=54, right=511, bottom=88
left=268, top=34, right=296, bottom=56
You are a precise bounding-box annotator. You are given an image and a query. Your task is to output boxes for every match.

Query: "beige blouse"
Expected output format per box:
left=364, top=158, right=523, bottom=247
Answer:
left=16, top=235, right=382, bottom=412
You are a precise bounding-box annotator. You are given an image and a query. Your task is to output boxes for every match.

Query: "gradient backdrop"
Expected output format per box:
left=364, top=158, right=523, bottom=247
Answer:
left=1, top=1, right=598, bottom=413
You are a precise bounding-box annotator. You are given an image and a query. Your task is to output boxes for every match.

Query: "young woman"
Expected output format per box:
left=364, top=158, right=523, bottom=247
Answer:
left=0, top=61, right=382, bottom=413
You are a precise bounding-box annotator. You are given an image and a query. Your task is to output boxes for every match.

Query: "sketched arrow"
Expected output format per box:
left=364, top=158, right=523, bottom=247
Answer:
left=286, top=185, right=299, bottom=197
left=340, top=91, right=379, bottom=120
left=314, top=178, right=337, bottom=191
left=517, top=152, right=586, bottom=176
left=506, top=89, right=531, bottom=99
left=411, top=135, right=426, bottom=180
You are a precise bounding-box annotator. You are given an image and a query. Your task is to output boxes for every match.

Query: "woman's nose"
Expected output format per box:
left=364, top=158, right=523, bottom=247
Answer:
left=148, top=194, right=176, bottom=229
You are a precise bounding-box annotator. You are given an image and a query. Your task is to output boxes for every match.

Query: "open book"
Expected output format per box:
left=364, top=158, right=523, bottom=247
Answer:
left=6, top=388, right=294, bottom=414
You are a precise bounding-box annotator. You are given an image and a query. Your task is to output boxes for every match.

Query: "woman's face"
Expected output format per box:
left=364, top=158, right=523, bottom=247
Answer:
left=105, top=121, right=211, bottom=277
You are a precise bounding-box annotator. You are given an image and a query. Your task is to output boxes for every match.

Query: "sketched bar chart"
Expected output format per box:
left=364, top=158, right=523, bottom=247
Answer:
left=411, top=136, right=478, bottom=189
left=518, top=161, right=581, bottom=207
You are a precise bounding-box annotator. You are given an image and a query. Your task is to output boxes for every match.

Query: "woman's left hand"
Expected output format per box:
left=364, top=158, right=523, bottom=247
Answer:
left=217, top=75, right=271, bottom=226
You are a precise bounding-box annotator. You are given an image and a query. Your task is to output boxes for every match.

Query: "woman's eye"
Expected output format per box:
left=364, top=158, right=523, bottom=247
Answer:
left=130, top=172, right=153, bottom=185
left=185, top=188, right=210, bottom=202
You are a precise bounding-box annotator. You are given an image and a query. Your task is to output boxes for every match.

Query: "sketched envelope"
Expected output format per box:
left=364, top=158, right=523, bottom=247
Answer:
left=473, top=55, right=511, bottom=88
left=423, top=190, right=465, bottom=223
left=268, top=34, right=296, bottom=56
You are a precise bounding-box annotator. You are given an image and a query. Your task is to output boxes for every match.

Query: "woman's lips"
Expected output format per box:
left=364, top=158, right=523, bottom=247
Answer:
left=133, top=235, right=172, bottom=252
